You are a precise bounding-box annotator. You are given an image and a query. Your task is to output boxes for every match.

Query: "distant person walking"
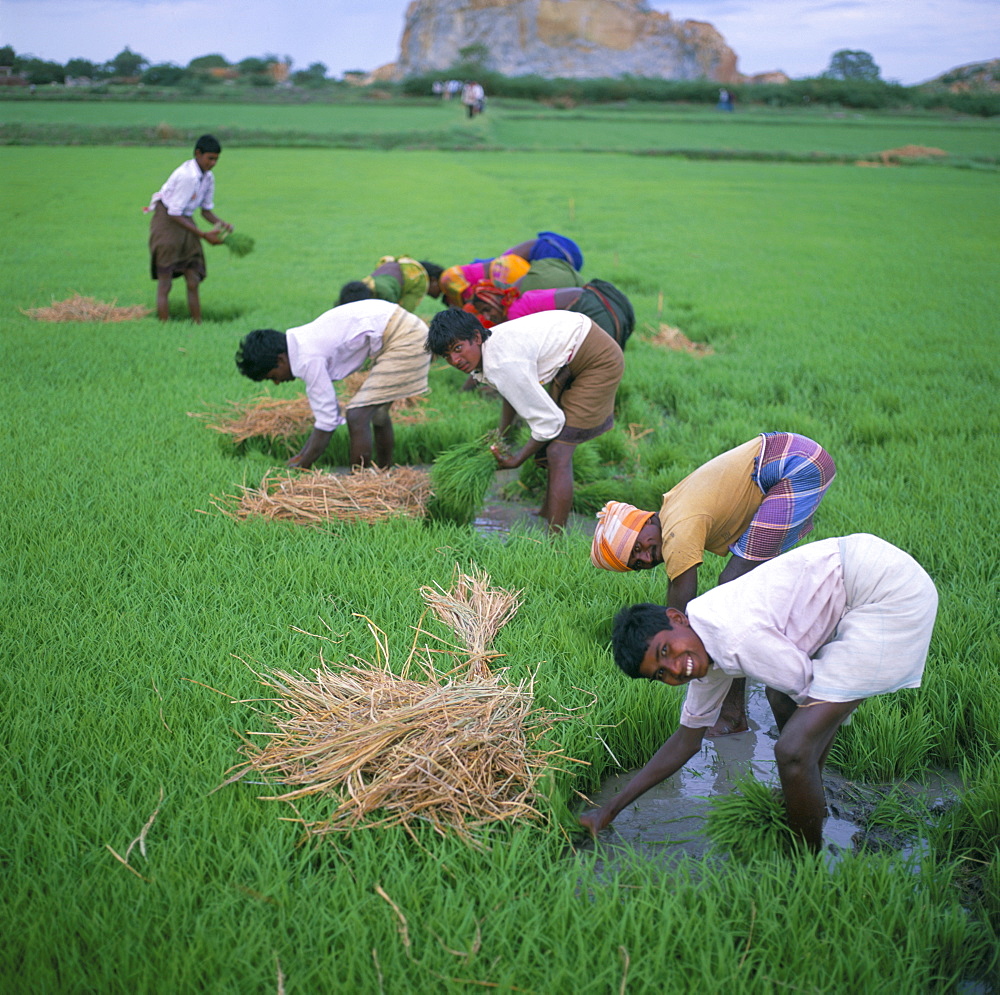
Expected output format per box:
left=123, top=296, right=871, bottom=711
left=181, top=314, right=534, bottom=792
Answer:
left=462, top=80, right=485, bottom=118
left=146, top=134, right=232, bottom=323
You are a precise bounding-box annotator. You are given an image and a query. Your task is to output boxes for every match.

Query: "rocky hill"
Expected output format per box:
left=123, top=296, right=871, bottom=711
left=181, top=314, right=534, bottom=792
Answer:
left=394, top=0, right=740, bottom=81
left=921, top=58, right=1000, bottom=92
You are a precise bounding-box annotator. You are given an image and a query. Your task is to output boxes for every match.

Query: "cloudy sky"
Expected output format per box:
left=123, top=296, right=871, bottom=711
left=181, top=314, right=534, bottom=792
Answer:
left=1, top=0, right=997, bottom=84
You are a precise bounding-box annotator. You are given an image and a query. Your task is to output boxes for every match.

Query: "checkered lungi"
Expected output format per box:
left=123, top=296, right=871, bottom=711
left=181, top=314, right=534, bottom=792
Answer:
left=731, top=432, right=837, bottom=561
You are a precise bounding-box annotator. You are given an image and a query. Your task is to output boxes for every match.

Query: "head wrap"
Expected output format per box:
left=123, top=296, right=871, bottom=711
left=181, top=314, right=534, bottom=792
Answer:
left=590, top=501, right=654, bottom=571
left=439, top=265, right=471, bottom=307
left=463, top=279, right=521, bottom=328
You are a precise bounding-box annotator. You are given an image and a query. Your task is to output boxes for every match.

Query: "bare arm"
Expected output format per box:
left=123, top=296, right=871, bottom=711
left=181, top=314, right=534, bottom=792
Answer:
left=166, top=211, right=224, bottom=244
left=579, top=724, right=706, bottom=836
left=667, top=565, right=699, bottom=612
left=288, top=428, right=334, bottom=469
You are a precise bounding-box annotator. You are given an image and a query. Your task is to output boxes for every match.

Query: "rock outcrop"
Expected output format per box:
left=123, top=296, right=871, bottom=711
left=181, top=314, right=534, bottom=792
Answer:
left=395, top=0, right=740, bottom=81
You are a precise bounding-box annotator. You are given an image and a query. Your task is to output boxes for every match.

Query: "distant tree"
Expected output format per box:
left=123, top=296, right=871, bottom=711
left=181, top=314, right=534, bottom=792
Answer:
left=293, top=62, right=327, bottom=86
left=188, top=54, right=229, bottom=70
left=824, top=49, right=881, bottom=82
left=106, top=47, right=148, bottom=78
left=0, top=44, right=18, bottom=67
left=457, top=44, right=489, bottom=70
left=65, top=57, right=99, bottom=78
left=237, top=56, right=269, bottom=75
left=21, top=57, right=65, bottom=84
left=143, top=63, right=187, bottom=86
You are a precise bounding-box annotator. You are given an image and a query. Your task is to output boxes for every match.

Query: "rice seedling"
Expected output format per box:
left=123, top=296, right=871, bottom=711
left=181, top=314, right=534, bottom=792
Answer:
left=704, top=774, right=799, bottom=859
left=221, top=230, right=255, bottom=257
left=209, top=465, right=431, bottom=526
left=426, top=433, right=501, bottom=524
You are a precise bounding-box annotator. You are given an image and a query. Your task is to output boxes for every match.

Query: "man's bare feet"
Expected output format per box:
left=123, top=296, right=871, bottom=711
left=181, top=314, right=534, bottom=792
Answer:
left=705, top=678, right=749, bottom=737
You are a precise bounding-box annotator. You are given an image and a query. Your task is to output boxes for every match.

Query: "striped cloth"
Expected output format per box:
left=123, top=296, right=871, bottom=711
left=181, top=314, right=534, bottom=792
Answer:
left=731, top=432, right=837, bottom=561
left=590, top=500, right=655, bottom=571
left=347, top=306, right=430, bottom=409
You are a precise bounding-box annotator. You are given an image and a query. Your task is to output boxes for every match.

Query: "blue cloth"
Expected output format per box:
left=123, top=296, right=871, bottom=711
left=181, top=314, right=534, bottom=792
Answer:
left=531, top=232, right=584, bottom=272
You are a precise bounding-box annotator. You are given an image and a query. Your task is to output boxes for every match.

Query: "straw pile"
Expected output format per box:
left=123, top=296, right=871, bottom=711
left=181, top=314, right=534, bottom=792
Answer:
left=420, top=568, right=523, bottom=680
left=220, top=574, right=577, bottom=841
left=646, top=323, right=713, bottom=356
left=210, top=466, right=431, bottom=526
left=227, top=659, right=569, bottom=840
left=22, top=294, right=151, bottom=323
left=189, top=385, right=429, bottom=446
left=190, top=395, right=314, bottom=446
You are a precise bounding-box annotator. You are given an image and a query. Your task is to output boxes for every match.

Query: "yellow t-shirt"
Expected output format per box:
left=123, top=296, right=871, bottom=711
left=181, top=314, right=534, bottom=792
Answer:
left=658, top=436, right=766, bottom=579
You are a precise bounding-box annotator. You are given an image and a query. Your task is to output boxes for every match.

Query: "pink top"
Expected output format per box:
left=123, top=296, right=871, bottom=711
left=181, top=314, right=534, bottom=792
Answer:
left=507, top=288, right=558, bottom=320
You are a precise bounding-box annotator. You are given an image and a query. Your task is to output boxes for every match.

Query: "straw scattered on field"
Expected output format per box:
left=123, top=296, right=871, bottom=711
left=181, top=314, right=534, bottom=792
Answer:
left=645, top=323, right=713, bottom=356
left=420, top=568, right=523, bottom=680
left=208, top=466, right=431, bottom=526
left=22, top=294, right=151, bottom=323
left=217, top=592, right=580, bottom=841
left=189, top=382, right=430, bottom=445
left=857, top=145, right=949, bottom=167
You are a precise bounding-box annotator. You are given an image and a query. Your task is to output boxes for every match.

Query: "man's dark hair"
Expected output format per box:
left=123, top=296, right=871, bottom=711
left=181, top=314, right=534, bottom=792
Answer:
left=195, top=133, right=222, bottom=155
left=426, top=307, right=491, bottom=355
left=420, top=261, right=444, bottom=282
left=611, top=603, right=674, bottom=679
left=338, top=281, right=374, bottom=306
left=235, top=329, right=287, bottom=381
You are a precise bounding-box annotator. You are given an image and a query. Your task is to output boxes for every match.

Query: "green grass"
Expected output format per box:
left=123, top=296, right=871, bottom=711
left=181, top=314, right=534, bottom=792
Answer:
left=2, top=135, right=999, bottom=990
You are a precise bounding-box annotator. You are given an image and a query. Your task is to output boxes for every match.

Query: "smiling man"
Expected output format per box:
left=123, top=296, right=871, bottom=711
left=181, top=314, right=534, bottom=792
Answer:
left=579, top=533, right=938, bottom=852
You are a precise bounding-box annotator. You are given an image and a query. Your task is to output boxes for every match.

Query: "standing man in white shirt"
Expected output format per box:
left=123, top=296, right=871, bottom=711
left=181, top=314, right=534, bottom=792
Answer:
left=426, top=308, right=624, bottom=531
left=146, top=134, right=232, bottom=323
left=235, top=300, right=430, bottom=470
left=579, top=533, right=938, bottom=852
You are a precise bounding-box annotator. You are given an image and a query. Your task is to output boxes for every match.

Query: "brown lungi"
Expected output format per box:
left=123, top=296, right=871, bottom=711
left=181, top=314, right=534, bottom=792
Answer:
left=148, top=201, right=206, bottom=281
left=548, top=320, right=624, bottom=443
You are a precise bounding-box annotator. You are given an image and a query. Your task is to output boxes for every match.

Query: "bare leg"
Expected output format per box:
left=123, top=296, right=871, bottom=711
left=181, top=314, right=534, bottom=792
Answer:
left=183, top=270, right=202, bottom=323
left=705, top=678, right=749, bottom=737
left=156, top=273, right=173, bottom=321
left=543, top=441, right=575, bottom=532
left=772, top=695, right=861, bottom=851
left=371, top=404, right=394, bottom=468
left=346, top=404, right=393, bottom=468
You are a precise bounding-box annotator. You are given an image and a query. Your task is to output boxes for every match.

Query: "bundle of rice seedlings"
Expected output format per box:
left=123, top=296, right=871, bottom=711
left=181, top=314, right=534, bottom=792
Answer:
left=208, top=466, right=431, bottom=527
left=420, top=567, right=523, bottom=679
left=645, top=323, right=713, bottom=356
left=222, top=652, right=576, bottom=841
left=426, top=434, right=500, bottom=525
left=221, top=230, right=255, bottom=257
left=22, top=294, right=151, bottom=323
left=704, top=774, right=799, bottom=859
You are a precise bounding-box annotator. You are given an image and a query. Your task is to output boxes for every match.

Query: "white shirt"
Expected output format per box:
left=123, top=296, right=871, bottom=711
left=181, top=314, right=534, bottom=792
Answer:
left=149, top=158, right=215, bottom=217
left=286, top=300, right=397, bottom=432
left=680, top=536, right=848, bottom=727
left=473, top=311, right=591, bottom=441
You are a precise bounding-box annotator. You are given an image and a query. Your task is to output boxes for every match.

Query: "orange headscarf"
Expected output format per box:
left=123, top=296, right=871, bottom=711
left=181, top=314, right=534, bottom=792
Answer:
left=463, top=279, right=521, bottom=328
left=590, top=501, right=654, bottom=571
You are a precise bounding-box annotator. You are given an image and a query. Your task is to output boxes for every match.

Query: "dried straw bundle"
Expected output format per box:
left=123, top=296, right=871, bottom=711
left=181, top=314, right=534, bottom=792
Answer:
left=420, top=568, right=523, bottom=680
left=229, top=657, right=570, bottom=840
left=190, top=395, right=314, bottom=445
left=646, top=323, right=713, bottom=356
left=211, top=466, right=431, bottom=526
left=190, top=388, right=429, bottom=446
left=22, top=294, right=151, bottom=323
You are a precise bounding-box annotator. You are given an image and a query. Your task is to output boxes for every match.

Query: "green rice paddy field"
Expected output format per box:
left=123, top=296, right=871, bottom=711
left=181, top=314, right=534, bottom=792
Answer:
left=2, top=99, right=999, bottom=992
